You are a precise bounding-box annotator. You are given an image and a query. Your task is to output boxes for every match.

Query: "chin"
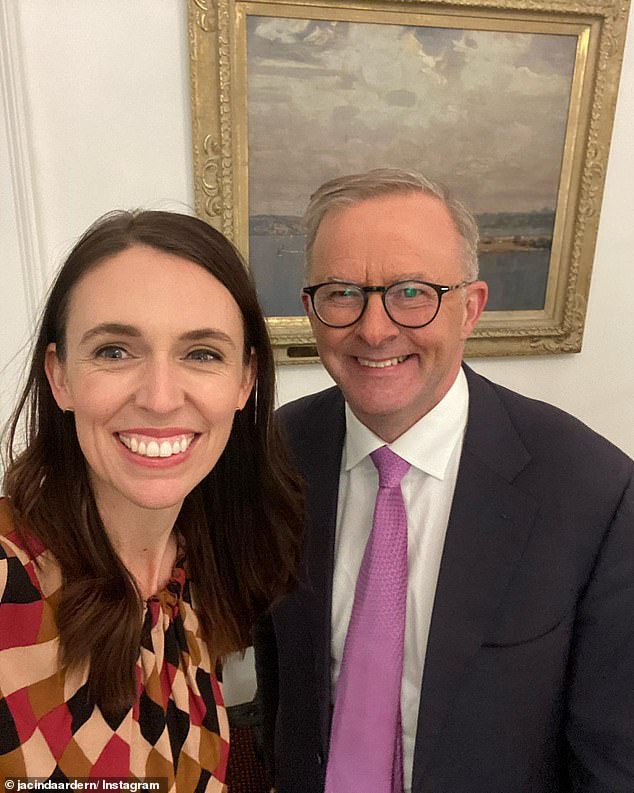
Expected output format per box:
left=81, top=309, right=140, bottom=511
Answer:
left=350, top=391, right=416, bottom=417
left=125, top=486, right=190, bottom=513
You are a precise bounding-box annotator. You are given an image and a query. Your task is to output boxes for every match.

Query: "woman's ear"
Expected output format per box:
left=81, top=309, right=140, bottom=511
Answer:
left=44, top=343, right=72, bottom=411
left=238, top=348, right=257, bottom=410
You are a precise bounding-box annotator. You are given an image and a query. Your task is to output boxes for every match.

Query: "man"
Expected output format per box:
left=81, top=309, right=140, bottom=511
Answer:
left=255, top=169, right=634, bottom=793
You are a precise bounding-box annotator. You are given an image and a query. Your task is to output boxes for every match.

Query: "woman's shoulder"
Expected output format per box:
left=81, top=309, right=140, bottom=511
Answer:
left=0, top=498, right=42, bottom=557
left=0, top=497, right=27, bottom=563
left=0, top=497, right=59, bottom=604
left=0, top=496, right=16, bottom=538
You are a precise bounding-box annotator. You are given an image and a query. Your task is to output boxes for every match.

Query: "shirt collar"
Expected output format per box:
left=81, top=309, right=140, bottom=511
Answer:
left=343, top=368, right=469, bottom=480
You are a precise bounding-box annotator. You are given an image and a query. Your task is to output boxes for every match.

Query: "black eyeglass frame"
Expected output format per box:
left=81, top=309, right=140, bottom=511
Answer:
left=302, top=279, right=474, bottom=329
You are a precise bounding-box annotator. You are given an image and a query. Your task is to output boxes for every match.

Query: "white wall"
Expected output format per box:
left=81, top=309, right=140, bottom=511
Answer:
left=2, top=0, right=633, bottom=455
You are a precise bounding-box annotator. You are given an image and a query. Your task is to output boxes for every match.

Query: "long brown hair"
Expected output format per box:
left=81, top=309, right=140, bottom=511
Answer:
left=3, top=210, right=303, bottom=715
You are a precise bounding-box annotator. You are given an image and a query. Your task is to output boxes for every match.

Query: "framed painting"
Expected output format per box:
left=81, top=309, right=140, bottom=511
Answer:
left=188, top=0, right=630, bottom=362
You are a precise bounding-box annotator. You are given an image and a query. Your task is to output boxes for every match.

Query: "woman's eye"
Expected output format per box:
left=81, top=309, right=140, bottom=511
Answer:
left=187, top=349, right=219, bottom=362
left=95, top=346, right=128, bottom=360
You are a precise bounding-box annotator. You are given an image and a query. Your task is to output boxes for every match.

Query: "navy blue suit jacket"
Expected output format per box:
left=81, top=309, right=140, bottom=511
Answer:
left=255, top=366, right=634, bottom=792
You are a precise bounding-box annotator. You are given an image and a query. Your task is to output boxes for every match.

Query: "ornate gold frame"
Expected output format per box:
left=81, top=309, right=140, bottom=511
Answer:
left=188, top=0, right=630, bottom=363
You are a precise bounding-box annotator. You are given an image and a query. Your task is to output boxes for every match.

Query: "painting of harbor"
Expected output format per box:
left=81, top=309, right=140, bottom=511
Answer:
left=249, top=209, right=554, bottom=315
left=245, top=15, right=577, bottom=316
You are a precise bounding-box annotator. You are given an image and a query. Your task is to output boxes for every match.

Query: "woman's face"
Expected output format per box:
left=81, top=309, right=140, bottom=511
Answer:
left=45, top=244, right=255, bottom=520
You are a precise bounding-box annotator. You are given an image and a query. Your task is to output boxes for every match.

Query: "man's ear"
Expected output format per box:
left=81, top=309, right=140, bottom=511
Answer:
left=461, top=280, right=488, bottom=340
left=301, top=290, right=311, bottom=316
left=44, top=343, right=72, bottom=411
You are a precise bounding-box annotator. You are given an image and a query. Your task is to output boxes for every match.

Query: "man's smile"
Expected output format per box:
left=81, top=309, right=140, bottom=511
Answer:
left=355, top=354, right=413, bottom=369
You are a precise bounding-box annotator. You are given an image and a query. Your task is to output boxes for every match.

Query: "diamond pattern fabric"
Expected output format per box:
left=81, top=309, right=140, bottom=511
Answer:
left=0, top=499, right=228, bottom=791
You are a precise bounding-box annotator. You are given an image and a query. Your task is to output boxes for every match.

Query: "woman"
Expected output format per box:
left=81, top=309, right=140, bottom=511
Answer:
left=0, top=211, right=302, bottom=788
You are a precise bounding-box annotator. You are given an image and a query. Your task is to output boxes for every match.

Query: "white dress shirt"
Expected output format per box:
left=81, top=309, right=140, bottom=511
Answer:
left=331, top=368, right=469, bottom=792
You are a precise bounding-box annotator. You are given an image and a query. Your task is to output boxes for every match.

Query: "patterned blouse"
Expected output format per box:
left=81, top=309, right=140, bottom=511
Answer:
left=0, top=499, right=229, bottom=791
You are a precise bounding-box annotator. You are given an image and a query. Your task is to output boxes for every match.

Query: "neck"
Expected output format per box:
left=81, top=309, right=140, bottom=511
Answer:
left=355, top=398, right=440, bottom=444
left=361, top=415, right=416, bottom=444
left=96, top=495, right=181, bottom=599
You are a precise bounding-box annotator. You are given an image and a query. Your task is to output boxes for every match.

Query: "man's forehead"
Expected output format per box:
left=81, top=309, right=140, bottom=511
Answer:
left=315, top=192, right=456, bottom=238
left=310, top=192, right=464, bottom=274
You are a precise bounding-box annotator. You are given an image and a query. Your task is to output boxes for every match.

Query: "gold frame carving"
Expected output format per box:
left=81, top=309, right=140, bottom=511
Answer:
left=188, top=0, right=630, bottom=363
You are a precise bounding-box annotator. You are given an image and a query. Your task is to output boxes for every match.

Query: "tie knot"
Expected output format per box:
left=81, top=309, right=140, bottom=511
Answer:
left=370, top=446, right=410, bottom=488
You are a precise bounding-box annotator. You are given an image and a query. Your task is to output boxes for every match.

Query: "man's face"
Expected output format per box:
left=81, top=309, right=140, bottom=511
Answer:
left=303, top=192, right=487, bottom=441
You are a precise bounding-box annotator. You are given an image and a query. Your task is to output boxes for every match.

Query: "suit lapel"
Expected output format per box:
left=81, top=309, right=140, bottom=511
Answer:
left=412, top=368, right=539, bottom=788
left=293, top=388, right=346, bottom=752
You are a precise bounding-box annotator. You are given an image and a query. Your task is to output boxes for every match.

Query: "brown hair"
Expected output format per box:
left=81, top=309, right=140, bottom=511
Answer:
left=303, top=167, right=480, bottom=280
left=3, top=210, right=303, bottom=716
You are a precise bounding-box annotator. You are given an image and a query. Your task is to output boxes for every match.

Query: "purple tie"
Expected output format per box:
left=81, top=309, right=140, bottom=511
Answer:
left=325, top=446, right=410, bottom=793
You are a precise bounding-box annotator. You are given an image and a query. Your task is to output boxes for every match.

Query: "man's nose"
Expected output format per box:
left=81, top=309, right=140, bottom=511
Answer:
left=354, top=292, right=400, bottom=346
left=134, top=357, right=185, bottom=413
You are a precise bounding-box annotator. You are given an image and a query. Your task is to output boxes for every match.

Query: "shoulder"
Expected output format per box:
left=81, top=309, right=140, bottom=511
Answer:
left=0, top=498, right=48, bottom=558
left=275, top=386, right=346, bottom=470
left=0, top=498, right=29, bottom=560
left=465, top=366, right=632, bottom=486
left=0, top=497, right=17, bottom=539
left=276, top=385, right=344, bottom=433
left=0, top=498, right=57, bottom=606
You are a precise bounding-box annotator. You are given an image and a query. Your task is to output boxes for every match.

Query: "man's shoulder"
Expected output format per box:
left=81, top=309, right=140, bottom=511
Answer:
left=466, top=366, right=632, bottom=470
left=277, top=385, right=344, bottom=429
left=276, top=386, right=346, bottom=467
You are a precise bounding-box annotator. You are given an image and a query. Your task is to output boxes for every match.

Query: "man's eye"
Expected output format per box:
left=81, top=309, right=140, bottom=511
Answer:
left=95, top=346, right=128, bottom=360
left=391, top=284, right=434, bottom=302
left=394, top=286, right=426, bottom=299
left=187, top=349, right=219, bottom=362
left=328, top=287, right=358, bottom=299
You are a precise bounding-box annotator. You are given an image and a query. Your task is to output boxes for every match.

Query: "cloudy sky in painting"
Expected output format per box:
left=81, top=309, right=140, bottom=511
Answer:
left=246, top=17, right=577, bottom=215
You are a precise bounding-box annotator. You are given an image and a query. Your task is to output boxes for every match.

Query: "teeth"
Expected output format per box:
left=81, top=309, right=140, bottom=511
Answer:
left=118, top=433, right=193, bottom=459
left=358, top=355, right=409, bottom=369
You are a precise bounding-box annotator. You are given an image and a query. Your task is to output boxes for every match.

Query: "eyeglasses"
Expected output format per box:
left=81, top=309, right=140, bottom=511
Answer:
left=302, top=279, right=473, bottom=329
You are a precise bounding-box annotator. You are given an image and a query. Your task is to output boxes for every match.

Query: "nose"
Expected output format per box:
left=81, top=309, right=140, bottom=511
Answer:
left=354, top=292, right=400, bottom=346
left=134, top=356, right=185, bottom=414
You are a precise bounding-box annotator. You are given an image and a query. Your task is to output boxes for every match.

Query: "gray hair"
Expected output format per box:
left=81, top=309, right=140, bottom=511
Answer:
left=303, top=168, right=479, bottom=280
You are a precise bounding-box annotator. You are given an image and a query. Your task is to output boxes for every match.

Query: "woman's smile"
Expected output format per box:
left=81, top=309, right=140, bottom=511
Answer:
left=116, top=429, right=199, bottom=466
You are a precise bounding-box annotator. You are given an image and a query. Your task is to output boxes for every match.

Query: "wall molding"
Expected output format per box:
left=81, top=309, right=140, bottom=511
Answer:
left=0, top=0, right=46, bottom=325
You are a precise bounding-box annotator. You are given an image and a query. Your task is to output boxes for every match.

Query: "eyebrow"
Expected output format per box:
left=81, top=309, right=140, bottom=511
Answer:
left=79, top=323, right=236, bottom=347
left=323, top=273, right=429, bottom=284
